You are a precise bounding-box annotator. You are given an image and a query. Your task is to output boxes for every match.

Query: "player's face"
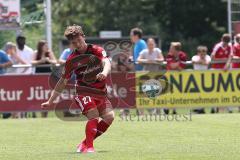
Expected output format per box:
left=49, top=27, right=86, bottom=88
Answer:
left=70, top=35, right=85, bottom=50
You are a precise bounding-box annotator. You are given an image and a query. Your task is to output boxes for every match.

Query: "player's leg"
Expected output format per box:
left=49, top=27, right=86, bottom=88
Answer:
left=75, top=95, right=99, bottom=153
left=84, top=108, right=99, bottom=151
left=77, top=108, right=99, bottom=153
left=95, top=99, right=115, bottom=139
left=95, top=108, right=114, bottom=139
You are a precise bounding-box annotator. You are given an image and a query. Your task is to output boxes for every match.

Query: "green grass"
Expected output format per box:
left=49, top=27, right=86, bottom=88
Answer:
left=0, top=113, right=239, bottom=160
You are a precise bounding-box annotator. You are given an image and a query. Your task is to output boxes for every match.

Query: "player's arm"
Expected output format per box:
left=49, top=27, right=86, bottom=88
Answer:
left=41, top=77, right=68, bottom=107
left=97, top=58, right=111, bottom=81
left=224, top=53, right=233, bottom=71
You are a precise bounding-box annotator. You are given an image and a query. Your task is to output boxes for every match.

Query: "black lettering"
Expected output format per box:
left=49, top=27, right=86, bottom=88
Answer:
left=236, top=74, right=240, bottom=90
left=202, top=73, right=215, bottom=92
left=170, top=74, right=182, bottom=93
left=184, top=74, right=200, bottom=93
left=217, top=73, right=234, bottom=92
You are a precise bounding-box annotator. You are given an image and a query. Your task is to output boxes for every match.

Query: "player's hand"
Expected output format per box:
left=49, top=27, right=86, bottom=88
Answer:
left=41, top=100, right=53, bottom=108
left=96, top=72, right=107, bottom=81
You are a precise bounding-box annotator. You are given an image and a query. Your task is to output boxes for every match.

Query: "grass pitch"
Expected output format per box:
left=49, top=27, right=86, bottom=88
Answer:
left=0, top=113, right=239, bottom=160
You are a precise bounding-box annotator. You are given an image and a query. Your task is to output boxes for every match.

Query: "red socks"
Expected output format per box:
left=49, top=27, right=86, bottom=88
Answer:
left=85, top=118, right=98, bottom=148
left=95, top=120, right=110, bottom=139
left=84, top=119, right=111, bottom=148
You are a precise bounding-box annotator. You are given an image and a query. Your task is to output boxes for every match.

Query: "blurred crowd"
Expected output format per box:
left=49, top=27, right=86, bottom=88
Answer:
left=1, top=28, right=240, bottom=118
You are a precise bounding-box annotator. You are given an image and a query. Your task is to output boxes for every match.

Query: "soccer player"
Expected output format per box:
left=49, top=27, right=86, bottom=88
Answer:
left=41, top=25, right=114, bottom=153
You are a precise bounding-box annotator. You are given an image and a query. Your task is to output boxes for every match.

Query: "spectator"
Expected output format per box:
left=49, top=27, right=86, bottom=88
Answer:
left=117, top=53, right=133, bottom=72
left=137, top=38, right=164, bottom=71
left=32, top=40, right=57, bottom=118
left=0, top=48, right=12, bottom=119
left=211, top=33, right=232, bottom=113
left=32, top=40, right=57, bottom=73
left=4, top=42, right=26, bottom=74
left=130, top=28, right=147, bottom=116
left=166, top=42, right=187, bottom=114
left=16, top=35, right=35, bottom=74
left=233, top=34, right=240, bottom=69
left=211, top=33, right=232, bottom=70
left=166, top=42, right=187, bottom=70
left=0, top=46, right=13, bottom=75
left=138, top=38, right=164, bottom=115
left=192, top=46, right=211, bottom=114
left=130, top=27, right=147, bottom=71
left=192, top=45, right=211, bottom=70
left=59, top=43, right=73, bottom=64
left=233, top=34, right=240, bottom=112
left=4, top=42, right=26, bottom=118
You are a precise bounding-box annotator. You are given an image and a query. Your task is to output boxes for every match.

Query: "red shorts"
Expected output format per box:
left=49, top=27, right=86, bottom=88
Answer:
left=74, top=95, right=112, bottom=114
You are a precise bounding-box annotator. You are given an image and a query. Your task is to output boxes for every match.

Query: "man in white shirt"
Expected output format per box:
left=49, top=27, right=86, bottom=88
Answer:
left=192, top=46, right=211, bottom=70
left=16, top=35, right=34, bottom=74
left=137, top=38, right=164, bottom=71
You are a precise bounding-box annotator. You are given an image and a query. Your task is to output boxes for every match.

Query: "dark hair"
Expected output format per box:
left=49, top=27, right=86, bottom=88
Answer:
left=222, top=33, right=231, bottom=43
left=36, top=40, right=49, bottom=60
left=64, top=25, right=84, bottom=40
left=16, top=35, right=26, bottom=41
left=131, top=28, right=143, bottom=38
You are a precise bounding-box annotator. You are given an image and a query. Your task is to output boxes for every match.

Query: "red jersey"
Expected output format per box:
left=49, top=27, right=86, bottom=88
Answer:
left=62, top=44, right=108, bottom=95
left=211, top=42, right=231, bottom=69
left=166, top=51, right=187, bottom=70
left=233, top=43, right=240, bottom=68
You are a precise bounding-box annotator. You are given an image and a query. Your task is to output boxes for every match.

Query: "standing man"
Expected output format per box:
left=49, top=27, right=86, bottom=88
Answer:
left=130, top=28, right=147, bottom=116
left=59, top=42, right=73, bottom=64
left=130, top=27, right=147, bottom=71
left=41, top=25, right=114, bottom=153
left=232, top=34, right=240, bottom=69
left=233, top=34, right=240, bottom=112
left=16, top=35, right=35, bottom=74
left=211, top=34, right=232, bottom=113
left=166, top=42, right=187, bottom=114
left=0, top=49, right=12, bottom=119
left=0, top=48, right=13, bottom=75
left=211, top=34, right=232, bottom=70
left=166, top=42, right=187, bottom=71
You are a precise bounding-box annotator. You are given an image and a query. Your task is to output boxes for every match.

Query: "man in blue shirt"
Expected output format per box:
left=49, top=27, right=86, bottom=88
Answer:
left=59, top=48, right=73, bottom=64
left=130, top=28, right=147, bottom=71
left=0, top=50, right=12, bottom=75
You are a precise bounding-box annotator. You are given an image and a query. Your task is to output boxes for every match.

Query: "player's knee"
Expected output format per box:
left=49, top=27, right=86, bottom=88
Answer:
left=86, top=108, right=99, bottom=120
left=103, top=111, right=115, bottom=124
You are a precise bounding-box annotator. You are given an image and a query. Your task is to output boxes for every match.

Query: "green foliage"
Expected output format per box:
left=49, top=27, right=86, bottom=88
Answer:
left=52, top=0, right=228, bottom=57
left=0, top=0, right=229, bottom=58
left=0, top=31, right=16, bottom=50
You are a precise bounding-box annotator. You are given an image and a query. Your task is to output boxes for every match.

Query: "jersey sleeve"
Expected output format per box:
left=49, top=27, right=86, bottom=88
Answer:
left=61, top=55, right=74, bottom=80
left=211, top=44, right=220, bottom=57
left=93, top=46, right=108, bottom=60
